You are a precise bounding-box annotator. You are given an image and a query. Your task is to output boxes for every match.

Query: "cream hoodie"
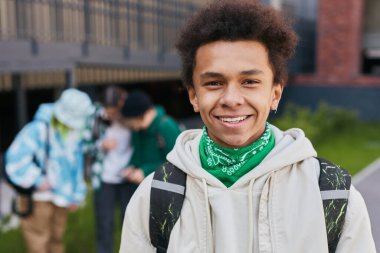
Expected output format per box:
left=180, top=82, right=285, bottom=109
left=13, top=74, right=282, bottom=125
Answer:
left=120, top=125, right=376, bottom=253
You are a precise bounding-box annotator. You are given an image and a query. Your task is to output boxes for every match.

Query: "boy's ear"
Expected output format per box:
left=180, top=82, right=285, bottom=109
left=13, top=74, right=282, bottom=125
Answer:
left=187, top=87, right=200, bottom=112
left=271, top=83, right=284, bottom=111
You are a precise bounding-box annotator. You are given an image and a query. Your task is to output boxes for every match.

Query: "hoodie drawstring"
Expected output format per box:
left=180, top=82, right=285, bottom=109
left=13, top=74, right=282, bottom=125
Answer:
left=248, top=178, right=256, bottom=253
left=257, top=172, right=275, bottom=252
left=202, top=178, right=214, bottom=253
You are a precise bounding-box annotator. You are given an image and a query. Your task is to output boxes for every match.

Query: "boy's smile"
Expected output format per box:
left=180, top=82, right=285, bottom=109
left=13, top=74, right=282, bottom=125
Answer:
left=188, top=40, right=283, bottom=148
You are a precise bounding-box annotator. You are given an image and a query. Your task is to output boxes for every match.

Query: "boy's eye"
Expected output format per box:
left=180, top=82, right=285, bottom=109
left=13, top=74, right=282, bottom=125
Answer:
left=205, top=81, right=222, bottom=86
left=242, top=79, right=260, bottom=85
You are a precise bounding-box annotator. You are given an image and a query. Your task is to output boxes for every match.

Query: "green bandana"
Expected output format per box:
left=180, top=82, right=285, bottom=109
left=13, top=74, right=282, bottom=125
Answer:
left=199, top=123, right=275, bottom=187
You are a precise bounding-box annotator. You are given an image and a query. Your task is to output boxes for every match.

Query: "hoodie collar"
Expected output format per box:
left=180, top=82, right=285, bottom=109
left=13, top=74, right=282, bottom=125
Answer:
left=33, top=103, right=54, bottom=123
left=167, top=124, right=317, bottom=188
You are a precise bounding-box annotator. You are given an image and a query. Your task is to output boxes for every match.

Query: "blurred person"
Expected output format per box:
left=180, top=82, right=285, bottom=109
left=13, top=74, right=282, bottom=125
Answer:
left=119, top=1, right=376, bottom=253
left=83, top=86, right=135, bottom=253
left=120, top=90, right=182, bottom=185
left=5, top=88, right=93, bottom=253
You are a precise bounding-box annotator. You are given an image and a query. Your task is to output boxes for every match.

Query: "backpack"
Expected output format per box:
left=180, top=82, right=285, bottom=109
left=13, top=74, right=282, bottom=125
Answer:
left=149, top=157, right=351, bottom=253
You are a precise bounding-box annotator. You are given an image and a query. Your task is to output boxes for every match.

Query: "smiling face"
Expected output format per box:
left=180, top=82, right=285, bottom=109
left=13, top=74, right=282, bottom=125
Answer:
left=188, top=40, right=283, bottom=148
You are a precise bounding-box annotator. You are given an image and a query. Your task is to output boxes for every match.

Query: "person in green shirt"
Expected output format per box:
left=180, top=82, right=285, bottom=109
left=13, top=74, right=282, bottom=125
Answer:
left=121, top=90, right=182, bottom=184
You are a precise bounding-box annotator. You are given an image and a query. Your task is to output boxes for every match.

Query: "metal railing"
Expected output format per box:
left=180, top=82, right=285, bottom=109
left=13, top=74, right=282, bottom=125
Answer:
left=0, top=0, right=199, bottom=53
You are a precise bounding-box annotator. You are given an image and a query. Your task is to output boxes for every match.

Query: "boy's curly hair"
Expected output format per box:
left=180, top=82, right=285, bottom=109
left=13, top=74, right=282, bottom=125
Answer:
left=175, top=0, right=298, bottom=87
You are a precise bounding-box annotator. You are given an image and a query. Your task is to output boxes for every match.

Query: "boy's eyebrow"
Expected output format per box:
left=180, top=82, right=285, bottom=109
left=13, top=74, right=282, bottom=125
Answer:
left=200, top=69, right=264, bottom=79
left=200, top=72, right=224, bottom=79
left=240, top=69, right=264, bottom=75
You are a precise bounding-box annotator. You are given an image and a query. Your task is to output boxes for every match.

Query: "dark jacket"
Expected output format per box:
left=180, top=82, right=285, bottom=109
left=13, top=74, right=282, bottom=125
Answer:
left=129, top=106, right=182, bottom=176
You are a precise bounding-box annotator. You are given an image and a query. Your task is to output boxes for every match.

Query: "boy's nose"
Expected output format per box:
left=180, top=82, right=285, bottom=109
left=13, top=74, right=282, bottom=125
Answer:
left=219, top=84, right=244, bottom=107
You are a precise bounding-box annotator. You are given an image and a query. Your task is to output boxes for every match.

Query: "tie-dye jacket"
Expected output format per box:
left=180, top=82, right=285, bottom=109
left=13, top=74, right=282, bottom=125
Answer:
left=5, top=103, right=86, bottom=207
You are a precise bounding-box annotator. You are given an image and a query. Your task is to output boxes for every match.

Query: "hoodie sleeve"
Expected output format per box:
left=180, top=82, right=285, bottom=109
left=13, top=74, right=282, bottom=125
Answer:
left=120, top=174, right=156, bottom=253
left=71, top=142, right=87, bottom=204
left=5, top=121, right=46, bottom=189
left=335, top=185, right=376, bottom=253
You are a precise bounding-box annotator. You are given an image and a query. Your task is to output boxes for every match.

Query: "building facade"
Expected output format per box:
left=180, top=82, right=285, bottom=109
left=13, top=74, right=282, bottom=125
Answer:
left=0, top=0, right=204, bottom=153
left=288, top=0, right=380, bottom=121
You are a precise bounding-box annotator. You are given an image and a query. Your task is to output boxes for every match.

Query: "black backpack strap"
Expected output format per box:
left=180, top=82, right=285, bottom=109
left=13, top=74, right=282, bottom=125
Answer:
left=317, top=157, right=351, bottom=253
left=149, top=162, right=187, bottom=253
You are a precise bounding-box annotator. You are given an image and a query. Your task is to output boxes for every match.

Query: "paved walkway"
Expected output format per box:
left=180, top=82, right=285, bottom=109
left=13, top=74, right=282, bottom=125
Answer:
left=353, top=158, right=380, bottom=252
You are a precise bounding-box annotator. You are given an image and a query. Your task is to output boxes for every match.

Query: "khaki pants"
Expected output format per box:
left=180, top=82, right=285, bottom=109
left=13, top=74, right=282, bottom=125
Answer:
left=21, top=201, right=68, bottom=253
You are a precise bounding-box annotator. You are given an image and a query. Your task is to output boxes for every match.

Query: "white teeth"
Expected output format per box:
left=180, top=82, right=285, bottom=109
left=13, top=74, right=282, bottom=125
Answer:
left=219, top=116, right=247, bottom=123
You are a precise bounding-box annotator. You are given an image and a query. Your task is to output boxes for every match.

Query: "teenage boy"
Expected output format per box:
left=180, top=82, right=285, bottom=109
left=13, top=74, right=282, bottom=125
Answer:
left=120, top=90, right=182, bottom=184
left=119, top=1, right=375, bottom=253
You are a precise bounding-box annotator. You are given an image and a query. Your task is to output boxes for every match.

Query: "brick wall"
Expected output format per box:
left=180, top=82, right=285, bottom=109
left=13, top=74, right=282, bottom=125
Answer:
left=316, top=0, right=364, bottom=83
left=292, top=0, right=380, bottom=86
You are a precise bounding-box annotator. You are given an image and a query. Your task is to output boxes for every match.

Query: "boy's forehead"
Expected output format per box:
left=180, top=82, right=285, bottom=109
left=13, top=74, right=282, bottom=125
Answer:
left=195, top=39, right=267, bottom=59
left=193, top=40, right=270, bottom=72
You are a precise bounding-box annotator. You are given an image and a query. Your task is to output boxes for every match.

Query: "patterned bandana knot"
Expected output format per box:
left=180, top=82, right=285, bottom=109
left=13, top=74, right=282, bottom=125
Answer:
left=199, top=122, right=275, bottom=187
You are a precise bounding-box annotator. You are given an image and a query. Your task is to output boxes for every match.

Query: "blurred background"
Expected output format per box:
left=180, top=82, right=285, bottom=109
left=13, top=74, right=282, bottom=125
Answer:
left=0, top=0, right=379, bottom=252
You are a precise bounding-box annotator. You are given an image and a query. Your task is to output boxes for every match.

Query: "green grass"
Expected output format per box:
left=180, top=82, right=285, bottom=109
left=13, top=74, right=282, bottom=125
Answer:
left=313, top=122, right=380, bottom=175
left=1, top=122, right=379, bottom=252
left=0, top=226, right=26, bottom=252
left=0, top=190, right=123, bottom=253
left=65, top=193, right=96, bottom=253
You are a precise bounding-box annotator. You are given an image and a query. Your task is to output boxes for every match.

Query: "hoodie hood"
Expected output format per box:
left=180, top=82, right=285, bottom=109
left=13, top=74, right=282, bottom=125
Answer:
left=166, top=124, right=317, bottom=188
left=33, top=103, right=54, bottom=123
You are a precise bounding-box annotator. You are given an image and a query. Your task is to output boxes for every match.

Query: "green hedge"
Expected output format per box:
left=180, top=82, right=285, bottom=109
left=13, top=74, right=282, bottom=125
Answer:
left=271, top=102, right=380, bottom=174
left=272, top=102, right=358, bottom=144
